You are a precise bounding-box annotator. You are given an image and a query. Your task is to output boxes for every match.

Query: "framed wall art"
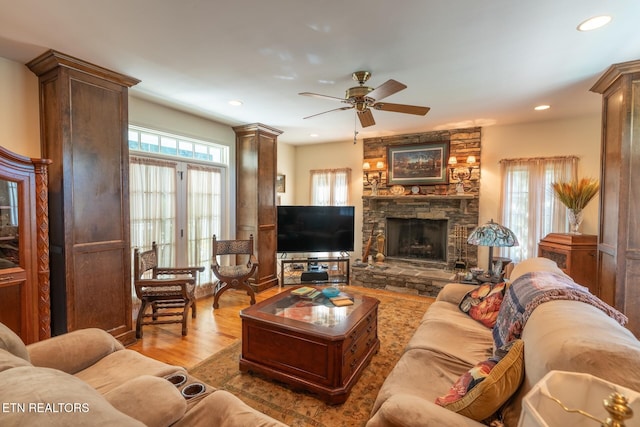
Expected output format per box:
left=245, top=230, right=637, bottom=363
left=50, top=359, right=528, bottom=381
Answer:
left=387, top=142, right=449, bottom=185
left=276, top=174, right=286, bottom=193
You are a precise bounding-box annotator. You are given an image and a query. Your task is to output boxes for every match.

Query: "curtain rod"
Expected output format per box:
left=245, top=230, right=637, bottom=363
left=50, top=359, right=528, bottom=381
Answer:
left=499, top=155, right=579, bottom=164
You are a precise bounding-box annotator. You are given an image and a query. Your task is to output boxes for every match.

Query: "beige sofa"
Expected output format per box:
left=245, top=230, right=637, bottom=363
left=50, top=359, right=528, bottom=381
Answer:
left=0, top=322, right=286, bottom=427
left=367, top=257, right=640, bottom=427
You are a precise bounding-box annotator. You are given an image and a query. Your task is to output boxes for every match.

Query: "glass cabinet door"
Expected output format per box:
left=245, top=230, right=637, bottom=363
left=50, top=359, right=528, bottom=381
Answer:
left=0, top=179, right=19, bottom=269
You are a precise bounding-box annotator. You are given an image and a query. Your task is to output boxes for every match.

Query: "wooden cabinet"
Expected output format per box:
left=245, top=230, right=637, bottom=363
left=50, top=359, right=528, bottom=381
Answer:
left=538, top=233, right=597, bottom=294
left=234, top=123, right=282, bottom=292
left=27, top=50, right=140, bottom=344
left=0, top=146, right=51, bottom=344
left=590, top=59, right=640, bottom=337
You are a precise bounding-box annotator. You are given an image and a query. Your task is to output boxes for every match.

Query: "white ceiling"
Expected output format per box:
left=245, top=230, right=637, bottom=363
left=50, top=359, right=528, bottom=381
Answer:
left=1, top=1, right=639, bottom=145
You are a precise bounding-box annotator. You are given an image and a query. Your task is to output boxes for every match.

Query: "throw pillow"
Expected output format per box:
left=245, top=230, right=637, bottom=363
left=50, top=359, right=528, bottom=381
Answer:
left=435, top=339, right=525, bottom=421
left=459, top=282, right=507, bottom=328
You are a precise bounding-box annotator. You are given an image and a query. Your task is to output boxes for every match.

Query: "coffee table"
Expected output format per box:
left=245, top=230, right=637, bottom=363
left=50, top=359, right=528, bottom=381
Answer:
left=239, top=286, right=380, bottom=404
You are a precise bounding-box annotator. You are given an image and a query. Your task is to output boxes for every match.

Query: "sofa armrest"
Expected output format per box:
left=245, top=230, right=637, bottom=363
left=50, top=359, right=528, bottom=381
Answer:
left=366, top=394, right=484, bottom=427
left=103, top=375, right=186, bottom=427
left=436, top=283, right=477, bottom=304
left=173, top=389, right=288, bottom=427
left=27, top=328, right=124, bottom=374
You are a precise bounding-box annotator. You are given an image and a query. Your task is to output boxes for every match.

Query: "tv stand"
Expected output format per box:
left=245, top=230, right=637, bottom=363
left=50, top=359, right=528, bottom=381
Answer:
left=280, top=256, right=350, bottom=286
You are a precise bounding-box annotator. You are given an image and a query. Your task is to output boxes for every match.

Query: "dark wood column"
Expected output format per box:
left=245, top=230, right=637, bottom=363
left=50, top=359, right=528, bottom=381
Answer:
left=27, top=50, right=140, bottom=344
left=234, top=123, right=282, bottom=292
left=590, top=59, right=640, bottom=337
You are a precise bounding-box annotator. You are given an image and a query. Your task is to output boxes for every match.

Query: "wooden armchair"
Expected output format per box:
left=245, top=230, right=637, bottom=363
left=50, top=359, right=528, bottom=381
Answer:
left=133, top=242, right=204, bottom=338
left=211, top=234, right=258, bottom=309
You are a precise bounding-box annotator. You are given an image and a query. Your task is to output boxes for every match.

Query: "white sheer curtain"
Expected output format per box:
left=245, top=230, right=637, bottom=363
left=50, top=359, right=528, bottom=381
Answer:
left=187, top=165, right=222, bottom=286
left=130, top=156, right=177, bottom=266
left=310, top=168, right=351, bottom=206
left=129, top=157, right=177, bottom=311
left=499, top=156, right=577, bottom=263
left=7, top=181, right=18, bottom=225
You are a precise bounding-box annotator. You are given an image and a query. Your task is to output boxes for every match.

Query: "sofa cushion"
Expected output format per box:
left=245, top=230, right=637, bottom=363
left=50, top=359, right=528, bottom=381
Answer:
left=367, top=393, right=485, bottom=427
left=408, top=301, right=493, bottom=364
left=27, top=327, right=124, bottom=374
left=509, top=257, right=569, bottom=282
left=172, top=390, right=288, bottom=427
left=502, top=300, right=640, bottom=427
left=370, top=311, right=495, bottom=419
left=75, top=349, right=186, bottom=394
left=103, top=375, right=187, bottom=427
left=0, top=366, right=144, bottom=426
left=459, top=282, right=506, bottom=328
left=0, top=321, right=30, bottom=362
left=436, top=339, right=525, bottom=422
left=0, top=348, right=31, bottom=372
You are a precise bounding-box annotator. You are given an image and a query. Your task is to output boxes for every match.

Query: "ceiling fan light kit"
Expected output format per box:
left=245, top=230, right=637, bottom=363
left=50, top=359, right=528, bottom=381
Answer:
left=300, top=71, right=430, bottom=128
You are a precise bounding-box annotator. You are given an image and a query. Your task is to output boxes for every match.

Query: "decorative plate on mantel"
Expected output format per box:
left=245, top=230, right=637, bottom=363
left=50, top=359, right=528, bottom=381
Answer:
left=389, top=185, right=405, bottom=195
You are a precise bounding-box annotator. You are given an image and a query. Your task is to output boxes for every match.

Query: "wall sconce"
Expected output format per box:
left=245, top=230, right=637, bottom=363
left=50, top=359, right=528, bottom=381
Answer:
left=448, top=155, right=478, bottom=183
left=363, top=161, right=385, bottom=195
left=363, top=161, right=385, bottom=185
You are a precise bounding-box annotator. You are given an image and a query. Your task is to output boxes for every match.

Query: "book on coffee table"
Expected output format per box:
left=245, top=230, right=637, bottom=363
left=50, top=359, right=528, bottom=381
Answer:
left=330, top=296, right=354, bottom=306
left=292, top=286, right=316, bottom=296
left=301, top=289, right=322, bottom=300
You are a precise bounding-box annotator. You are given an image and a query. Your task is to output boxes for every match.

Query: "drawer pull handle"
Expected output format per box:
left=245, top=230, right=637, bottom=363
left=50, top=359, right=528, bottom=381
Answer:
left=0, top=276, right=15, bottom=281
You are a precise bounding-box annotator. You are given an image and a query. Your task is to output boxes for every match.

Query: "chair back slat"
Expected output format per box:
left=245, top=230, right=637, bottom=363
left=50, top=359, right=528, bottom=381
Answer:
left=212, top=235, right=254, bottom=257
left=133, top=242, right=159, bottom=279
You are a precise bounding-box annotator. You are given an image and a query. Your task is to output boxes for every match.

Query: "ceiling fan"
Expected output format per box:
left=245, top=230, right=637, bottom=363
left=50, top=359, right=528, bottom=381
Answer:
left=299, top=71, right=430, bottom=128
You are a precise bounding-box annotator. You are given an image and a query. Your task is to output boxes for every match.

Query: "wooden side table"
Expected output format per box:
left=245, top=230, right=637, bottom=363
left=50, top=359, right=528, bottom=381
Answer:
left=538, top=233, right=597, bottom=294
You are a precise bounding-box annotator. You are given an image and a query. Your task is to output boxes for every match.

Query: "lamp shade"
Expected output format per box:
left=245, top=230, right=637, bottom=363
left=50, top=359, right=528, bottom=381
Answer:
left=467, top=219, right=519, bottom=248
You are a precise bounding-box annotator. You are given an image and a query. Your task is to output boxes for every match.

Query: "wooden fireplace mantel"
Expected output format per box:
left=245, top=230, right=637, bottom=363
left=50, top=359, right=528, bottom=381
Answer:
left=363, top=194, right=475, bottom=212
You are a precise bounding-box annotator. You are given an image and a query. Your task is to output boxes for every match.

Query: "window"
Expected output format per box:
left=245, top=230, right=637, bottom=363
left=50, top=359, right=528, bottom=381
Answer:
left=129, top=126, right=228, bottom=288
left=499, top=156, right=577, bottom=263
left=310, top=168, right=351, bottom=206
left=128, top=125, right=227, bottom=163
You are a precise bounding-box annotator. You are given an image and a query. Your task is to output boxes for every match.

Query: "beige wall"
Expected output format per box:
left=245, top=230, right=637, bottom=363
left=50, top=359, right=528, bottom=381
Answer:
left=276, top=141, right=296, bottom=206
left=0, top=57, right=40, bottom=157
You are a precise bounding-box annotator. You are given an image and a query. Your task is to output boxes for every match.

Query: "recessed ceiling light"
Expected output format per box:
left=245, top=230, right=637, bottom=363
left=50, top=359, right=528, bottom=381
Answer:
left=228, top=100, right=243, bottom=107
left=310, top=133, right=319, bottom=138
left=577, top=15, right=612, bottom=32
left=534, top=105, right=551, bottom=111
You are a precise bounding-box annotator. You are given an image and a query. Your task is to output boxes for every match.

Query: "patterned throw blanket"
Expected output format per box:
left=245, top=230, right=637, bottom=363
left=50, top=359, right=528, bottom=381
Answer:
left=493, top=271, right=628, bottom=350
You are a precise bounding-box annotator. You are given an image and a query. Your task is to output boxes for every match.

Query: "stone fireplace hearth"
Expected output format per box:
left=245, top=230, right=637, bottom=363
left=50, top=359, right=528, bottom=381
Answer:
left=352, top=127, right=481, bottom=297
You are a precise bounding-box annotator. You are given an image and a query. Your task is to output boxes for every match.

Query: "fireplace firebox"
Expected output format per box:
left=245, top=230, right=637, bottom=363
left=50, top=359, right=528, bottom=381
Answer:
left=386, top=218, right=448, bottom=262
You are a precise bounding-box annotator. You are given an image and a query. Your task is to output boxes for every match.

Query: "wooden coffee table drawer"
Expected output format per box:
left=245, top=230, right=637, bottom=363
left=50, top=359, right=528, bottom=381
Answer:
left=342, top=316, right=378, bottom=382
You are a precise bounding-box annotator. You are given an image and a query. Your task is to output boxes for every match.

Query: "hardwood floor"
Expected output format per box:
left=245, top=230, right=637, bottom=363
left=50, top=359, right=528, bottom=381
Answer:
left=126, top=287, right=281, bottom=368
left=127, top=285, right=430, bottom=369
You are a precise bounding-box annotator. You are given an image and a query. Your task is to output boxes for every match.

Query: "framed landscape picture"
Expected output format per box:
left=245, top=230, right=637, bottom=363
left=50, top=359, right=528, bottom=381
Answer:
left=387, top=142, right=449, bottom=185
left=276, top=174, right=286, bottom=193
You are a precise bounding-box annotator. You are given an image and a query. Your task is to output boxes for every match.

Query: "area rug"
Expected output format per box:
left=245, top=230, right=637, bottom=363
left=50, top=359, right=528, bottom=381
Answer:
left=189, top=288, right=433, bottom=427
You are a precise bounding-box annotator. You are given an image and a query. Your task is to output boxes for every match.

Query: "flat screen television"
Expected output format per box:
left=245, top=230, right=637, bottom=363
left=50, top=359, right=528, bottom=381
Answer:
left=277, top=205, right=355, bottom=253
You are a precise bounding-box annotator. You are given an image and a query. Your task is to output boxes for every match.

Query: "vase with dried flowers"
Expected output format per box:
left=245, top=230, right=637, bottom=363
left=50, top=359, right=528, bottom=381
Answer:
left=551, top=178, right=600, bottom=234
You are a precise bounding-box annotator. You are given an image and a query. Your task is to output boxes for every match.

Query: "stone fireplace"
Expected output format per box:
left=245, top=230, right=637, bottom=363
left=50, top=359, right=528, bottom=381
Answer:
left=352, top=127, right=481, bottom=297
left=363, top=195, right=478, bottom=269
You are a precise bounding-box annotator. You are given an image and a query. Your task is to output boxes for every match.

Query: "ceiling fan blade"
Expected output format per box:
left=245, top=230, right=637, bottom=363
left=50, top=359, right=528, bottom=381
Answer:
left=303, top=106, right=353, bottom=120
left=365, top=79, right=407, bottom=101
left=358, top=109, right=376, bottom=127
left=373, top=102, right=430, bottom=116
left=299, top=92, right=346, bottom=102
